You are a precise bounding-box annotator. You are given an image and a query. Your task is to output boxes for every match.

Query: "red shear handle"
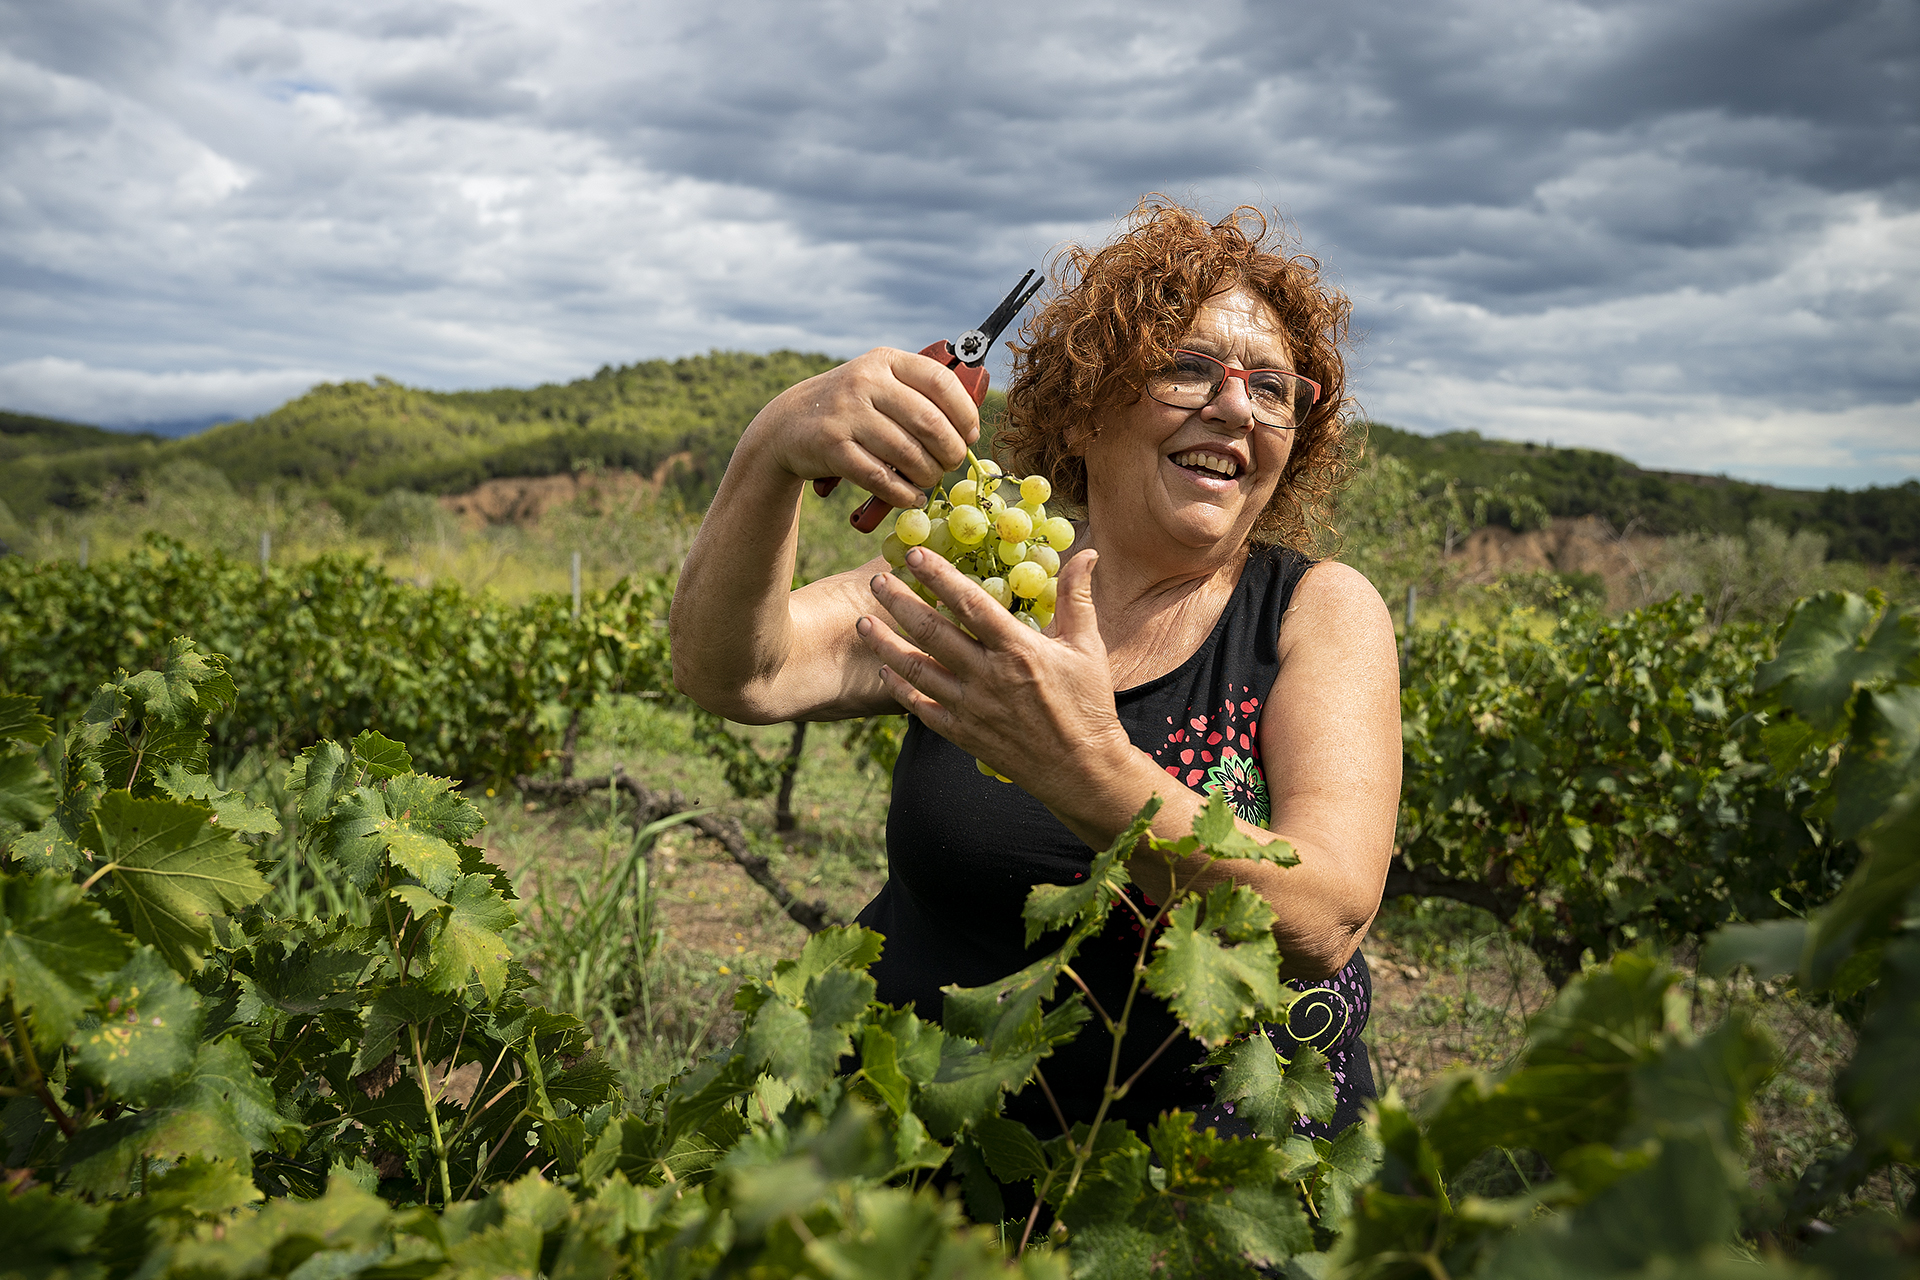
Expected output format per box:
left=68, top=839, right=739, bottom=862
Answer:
left=813, top=339, right=992, bottom=532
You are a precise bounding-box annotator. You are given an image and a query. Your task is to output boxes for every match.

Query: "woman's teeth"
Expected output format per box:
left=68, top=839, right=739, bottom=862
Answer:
left=1171, top=451, right=1239, bottom=478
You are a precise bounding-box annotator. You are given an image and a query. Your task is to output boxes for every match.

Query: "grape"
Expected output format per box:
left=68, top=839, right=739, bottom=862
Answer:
left=1020, top=475, right=1052, bottom=504
left=1025, top=544, right=1060, bottom=577
left=1038, top=577, right=1058, bottom=611
left=1008, top=560, right=1048, bottom=598
left=948, top=504, right=990, bottom=546
left=925, top=518, right=959, bottom=559
left=995, top=506, right=1034, bottom=543
left=1039, top=517, right=1076, bottom=551
left=1030, top=606, right=1054, bottom=630
left=973, top=458, right=1003, bottom=481
left=981, top=491, right=1007, bottom=516
left=881, top=533, right=908, bottom=568
left=1018, top=500, right=1047, bottom=524
left=948, top=479, right=979, bottom=507
left=997, top=539, right=1028, bottom=567
left=895, top=508, right=932, bottom=546
left=983, top=576, right=1012, bottom=608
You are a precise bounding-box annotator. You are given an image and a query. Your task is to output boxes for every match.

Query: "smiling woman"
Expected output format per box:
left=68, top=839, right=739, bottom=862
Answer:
left=670, top=198, right=1400, bottom=1166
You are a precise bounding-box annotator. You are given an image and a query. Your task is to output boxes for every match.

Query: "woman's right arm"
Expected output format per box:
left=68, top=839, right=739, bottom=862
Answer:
left=669, top=348, right=981, bottom=725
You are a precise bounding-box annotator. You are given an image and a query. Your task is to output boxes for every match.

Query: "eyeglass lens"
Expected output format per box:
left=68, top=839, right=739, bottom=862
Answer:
left=1149, top=351, right=1307, bottom=425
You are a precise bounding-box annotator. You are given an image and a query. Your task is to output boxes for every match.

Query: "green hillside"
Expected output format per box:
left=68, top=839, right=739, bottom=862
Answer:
left=0, top=351, right=841, bottom=521
left=1367, top=423, right=1920, bottom=563
left=5, top=362, right=1915, bottom=565
left=0, top=409, right=162, bottom=466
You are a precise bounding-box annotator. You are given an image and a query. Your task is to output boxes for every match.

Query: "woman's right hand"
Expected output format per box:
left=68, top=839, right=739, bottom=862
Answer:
left=748, top=348, right=982, bottom=512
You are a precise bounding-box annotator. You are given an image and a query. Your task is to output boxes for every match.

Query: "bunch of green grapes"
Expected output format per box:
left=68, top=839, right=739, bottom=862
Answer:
left=879, top=453, right=1075, bottom=633
left=878, top=454, right=1073, bottom=785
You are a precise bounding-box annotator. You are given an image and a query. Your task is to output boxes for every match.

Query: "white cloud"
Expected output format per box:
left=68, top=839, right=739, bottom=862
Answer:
left=0, top=357, right=336, bottom=428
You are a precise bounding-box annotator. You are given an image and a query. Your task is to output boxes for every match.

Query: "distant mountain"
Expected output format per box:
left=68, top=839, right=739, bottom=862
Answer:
left=0, top=352, right=840, bottom=522
left=1367, top=423, right=1919, bottom=565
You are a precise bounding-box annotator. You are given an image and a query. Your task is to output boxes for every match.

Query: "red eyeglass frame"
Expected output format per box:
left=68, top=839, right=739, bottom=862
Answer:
left=1153, top=349, right=1323, bottom=429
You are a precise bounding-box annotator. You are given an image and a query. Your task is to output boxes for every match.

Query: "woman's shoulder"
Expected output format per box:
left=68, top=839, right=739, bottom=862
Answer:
left=1275, top=559, right=1396, bottom=661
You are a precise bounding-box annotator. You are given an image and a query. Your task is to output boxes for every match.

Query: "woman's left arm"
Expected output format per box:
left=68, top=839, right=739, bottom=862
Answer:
left=859, top=551, right=1400, bottom=980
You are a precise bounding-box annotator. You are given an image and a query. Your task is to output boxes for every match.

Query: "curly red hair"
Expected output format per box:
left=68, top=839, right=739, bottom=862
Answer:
left=998, top=198, right=1356, bottom=550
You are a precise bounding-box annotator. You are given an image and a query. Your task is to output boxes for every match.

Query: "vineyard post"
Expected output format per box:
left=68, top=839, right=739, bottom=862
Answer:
left=571, top=550, right=582, bottom=619
left=260, top=530, right=271, bottom=577
left=1402, top=585, right=1416, bottom=669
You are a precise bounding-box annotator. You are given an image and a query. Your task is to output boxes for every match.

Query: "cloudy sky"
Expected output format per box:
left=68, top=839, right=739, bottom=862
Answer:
left=2, top=0, right=1915, bottom=488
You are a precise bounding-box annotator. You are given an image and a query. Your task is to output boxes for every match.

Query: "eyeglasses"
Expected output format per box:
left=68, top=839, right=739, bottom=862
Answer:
left=1146, top=349, right=1322, bottom=430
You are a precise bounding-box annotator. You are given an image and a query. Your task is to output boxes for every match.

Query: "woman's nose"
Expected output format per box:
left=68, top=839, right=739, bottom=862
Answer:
left=1202, top=372, right=1256, bottom=428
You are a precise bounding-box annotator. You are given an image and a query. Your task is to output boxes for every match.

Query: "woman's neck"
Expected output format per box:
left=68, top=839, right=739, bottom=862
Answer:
left=1081, top=524, right=1249, bottom=691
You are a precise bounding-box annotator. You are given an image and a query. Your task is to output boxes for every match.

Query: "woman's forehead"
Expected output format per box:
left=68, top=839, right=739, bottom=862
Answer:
left=1184, top=287, right=1291, bottom=363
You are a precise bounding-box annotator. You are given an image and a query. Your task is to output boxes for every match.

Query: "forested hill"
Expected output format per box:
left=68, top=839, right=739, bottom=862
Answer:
left=1367, top=423, right=1920, bottom=564
left=0, top=351, right=840, bottom=522
left=4, top=360, right=1916, bottom=562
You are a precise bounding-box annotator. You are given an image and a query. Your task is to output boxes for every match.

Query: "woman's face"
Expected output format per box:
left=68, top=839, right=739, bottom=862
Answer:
left=1079, top=285, right=1296, bottom=562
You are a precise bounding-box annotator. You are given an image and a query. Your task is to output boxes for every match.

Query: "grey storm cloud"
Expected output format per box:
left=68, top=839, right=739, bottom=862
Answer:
left=0, top=0, right=1914, bottom=485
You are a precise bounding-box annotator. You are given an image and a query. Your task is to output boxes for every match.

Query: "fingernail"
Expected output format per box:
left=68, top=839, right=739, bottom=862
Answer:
left=855, top=617, right=872, bottom=637
left=906, top=548, right=924, bottom=567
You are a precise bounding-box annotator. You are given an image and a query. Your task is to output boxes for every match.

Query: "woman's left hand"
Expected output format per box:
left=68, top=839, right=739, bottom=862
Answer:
left=855, top=546, right=1134, bottom=813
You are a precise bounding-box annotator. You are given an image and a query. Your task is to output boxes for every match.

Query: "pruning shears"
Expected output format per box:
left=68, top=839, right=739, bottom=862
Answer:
left=814, top=269, right=1045, bottom=532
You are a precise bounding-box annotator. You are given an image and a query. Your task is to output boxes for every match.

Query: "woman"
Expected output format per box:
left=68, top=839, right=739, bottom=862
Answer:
left=670, top=201, right=1400, bottom=1142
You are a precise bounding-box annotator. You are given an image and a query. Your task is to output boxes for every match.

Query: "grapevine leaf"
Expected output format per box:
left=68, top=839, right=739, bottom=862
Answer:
left=1191, top=787, right=1299, bottom=866
left=1835, top=934, right=1920, bottom=1157
left=121, top=639, right=236, bottom=724
left=1625, top=1012, right=1774, bottom=1151
left=1213, top=1031, right=1336, bottom=1131
left=0, top=750, right=57, bottom=835
left=0, top=871, right=132, bottom=1053
left=860, top=1025, right=913, bottom=1117
left=1056, top=1123, right=1152, bottom=1231
left=768, top=923, right=885, bottom=1003
left=973, top=1113, right=1049, bottom=1183
left=1831, top=685, right=1920, bottom=842
left=1143, top=883, right=1284, bottom=1048
left=415, top=874, right=516, bottom=1001
left=662, top=1051, right=758, bottom=1145
left=1315, top=1122, right=1386, bottom=1235
left=939, top=952, right=1070, bottom=1056
left=85, top=792, right=270, bottom=973
left=1423, top=952, right=1677, bottom=1173
left=155, top=764, right=282, bottom=837
left=1700, top=918, right=1807, bottom=980
left=64, top=1037, right=288, bottom=1192
left=1021, top=806, right=1146, bottom=945
left=250, top=941, right=369, bottom=1018
left=314, top=785, right=387, bottom=887
left=351, top=730, right=413, bottom=780
left=1753, top=593, right=1914, bottom=732
left=1476, top=1133, right=1741, bottom=1279
left=880, top=1006, right=945, bottom=1086
left=164, top=1179, right=394, bottom=1279
left=0, top=1184, right=105, bottom=1280
left=72, top=947, right=202, bottom=1105
left=1147, top=1114, right=1314, bottom=1268
left=377, top=774, right=482, bottom=895
left=914, top=1036, right=1046, bottom=1138
left=289, top=740, right=351, bottom=825
left=746, top=966, right=876, bottom=1098
left=0, top=693, right=53, bottom=748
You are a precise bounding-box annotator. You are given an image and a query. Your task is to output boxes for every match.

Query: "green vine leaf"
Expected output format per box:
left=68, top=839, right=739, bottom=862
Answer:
left=415, top=874, right=518, bottom=1002
left=155, top=764, right=282, bottom=837
left=84, top=792, right=270, bottom=974
left=1143, top=882, right=1284, bottom=1048
left=72, top=947, right=201, bottom=1105
left=1213, top=1032, right=1336, bottom=1131
left=1755, top=594, right=1919, bottom=732
left=0, top=871, right=131, bottom=1053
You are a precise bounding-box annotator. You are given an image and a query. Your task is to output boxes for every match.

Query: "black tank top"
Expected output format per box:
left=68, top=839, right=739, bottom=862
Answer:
left=856, top=544, right=1374, bottom=1139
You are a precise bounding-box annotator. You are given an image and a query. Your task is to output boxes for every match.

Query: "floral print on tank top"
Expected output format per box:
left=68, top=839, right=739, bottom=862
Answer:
left=1153, top=688, right=1373, bottom=1141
